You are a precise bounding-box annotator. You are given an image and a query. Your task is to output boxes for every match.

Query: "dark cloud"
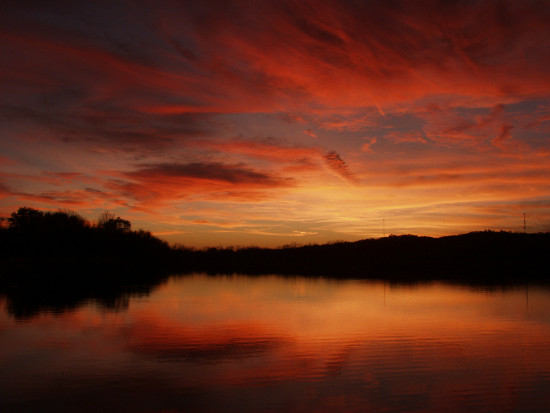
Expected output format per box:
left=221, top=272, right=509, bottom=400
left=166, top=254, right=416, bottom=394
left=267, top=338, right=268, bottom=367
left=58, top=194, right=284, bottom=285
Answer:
left=84, top=187, right=105, bottom=194
left=0, top=181, right=12, bottom=196
left=0, top=102, right=212, bottom=152
left=14, top=191, right=90, bottom=206
left=191, top=137, right=322, bottom=163
left=130, top=162, right=291, bottom=186
left=324, top=151, right=359, bottom=184
left=102, top=161, right=296, bottom=207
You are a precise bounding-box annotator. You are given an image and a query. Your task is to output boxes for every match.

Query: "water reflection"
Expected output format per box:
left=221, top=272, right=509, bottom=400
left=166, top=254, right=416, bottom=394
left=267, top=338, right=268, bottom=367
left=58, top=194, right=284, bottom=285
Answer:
left=2, top=275, right=170, bottom=319
left=1, top=274, right=550, bottom=412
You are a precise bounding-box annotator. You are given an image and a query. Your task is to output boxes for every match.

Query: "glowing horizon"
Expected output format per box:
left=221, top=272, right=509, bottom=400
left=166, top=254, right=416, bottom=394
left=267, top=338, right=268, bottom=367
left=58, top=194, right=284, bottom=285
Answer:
left=1, top=0, right=550, bottom=247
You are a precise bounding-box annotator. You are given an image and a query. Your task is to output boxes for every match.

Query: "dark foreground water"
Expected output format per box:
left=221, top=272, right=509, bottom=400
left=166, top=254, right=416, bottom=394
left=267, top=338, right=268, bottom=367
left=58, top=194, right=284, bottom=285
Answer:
left=1, top=274, right=550, bottom=412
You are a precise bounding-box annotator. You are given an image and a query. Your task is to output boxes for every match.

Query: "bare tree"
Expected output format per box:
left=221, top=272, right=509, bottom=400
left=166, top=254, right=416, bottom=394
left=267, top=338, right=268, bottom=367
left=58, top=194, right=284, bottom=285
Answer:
left=97, top=211, right=131, bottom=232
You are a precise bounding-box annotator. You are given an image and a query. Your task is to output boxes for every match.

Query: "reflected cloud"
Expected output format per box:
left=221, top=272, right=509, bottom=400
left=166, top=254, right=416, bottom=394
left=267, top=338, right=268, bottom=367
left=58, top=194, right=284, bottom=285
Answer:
left=128, top=324, right=289, bottom=362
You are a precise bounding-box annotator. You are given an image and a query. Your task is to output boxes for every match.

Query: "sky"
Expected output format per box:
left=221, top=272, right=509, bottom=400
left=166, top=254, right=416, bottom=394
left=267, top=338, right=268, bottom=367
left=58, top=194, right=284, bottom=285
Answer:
left=1, top=0, right=550, bottom=247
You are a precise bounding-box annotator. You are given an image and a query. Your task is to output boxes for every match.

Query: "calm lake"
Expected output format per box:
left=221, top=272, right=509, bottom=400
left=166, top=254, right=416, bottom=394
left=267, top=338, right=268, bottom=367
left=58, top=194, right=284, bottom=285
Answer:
left=2, top=273, right=550, bottom=412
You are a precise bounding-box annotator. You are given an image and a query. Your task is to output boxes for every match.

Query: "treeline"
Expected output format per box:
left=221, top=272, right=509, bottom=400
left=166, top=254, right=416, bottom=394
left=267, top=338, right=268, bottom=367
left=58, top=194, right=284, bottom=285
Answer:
left=0, top=207, right=178, bottom=287
left=1, top=207, right=549, bottom=288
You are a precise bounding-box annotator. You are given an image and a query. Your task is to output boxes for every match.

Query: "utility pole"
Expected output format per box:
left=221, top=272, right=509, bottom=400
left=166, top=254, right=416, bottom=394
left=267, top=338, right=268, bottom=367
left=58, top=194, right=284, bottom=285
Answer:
left=523, top=212, right=526, bottom=234
left=383, top=218, right=385, bottom=237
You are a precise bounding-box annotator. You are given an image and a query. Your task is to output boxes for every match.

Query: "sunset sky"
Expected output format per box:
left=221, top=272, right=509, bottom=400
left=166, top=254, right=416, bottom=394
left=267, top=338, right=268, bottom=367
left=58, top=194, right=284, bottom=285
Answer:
left=1, top=0, right=550, bottom=247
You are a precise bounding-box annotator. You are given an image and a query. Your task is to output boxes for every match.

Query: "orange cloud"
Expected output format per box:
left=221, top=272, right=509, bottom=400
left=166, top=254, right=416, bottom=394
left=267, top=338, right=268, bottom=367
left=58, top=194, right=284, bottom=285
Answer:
left=385, top=132, right=426, bottom=144
left=360, top=138, right=377, bottom=153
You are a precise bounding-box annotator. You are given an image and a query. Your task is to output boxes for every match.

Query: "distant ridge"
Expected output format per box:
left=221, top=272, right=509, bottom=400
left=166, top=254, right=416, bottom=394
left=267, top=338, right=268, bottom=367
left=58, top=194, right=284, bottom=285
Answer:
left=183, top=231, right=550, bottom=282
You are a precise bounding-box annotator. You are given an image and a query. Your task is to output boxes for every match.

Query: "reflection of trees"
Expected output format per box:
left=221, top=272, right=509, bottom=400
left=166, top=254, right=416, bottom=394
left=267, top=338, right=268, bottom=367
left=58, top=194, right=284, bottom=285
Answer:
left=2, top=279, right=167, bottom=320
left=0, top=207, right=183, bottom=319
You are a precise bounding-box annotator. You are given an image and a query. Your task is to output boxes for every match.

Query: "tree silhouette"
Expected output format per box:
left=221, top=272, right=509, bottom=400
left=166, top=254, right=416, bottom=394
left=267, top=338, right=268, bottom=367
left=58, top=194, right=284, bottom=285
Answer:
left=98, top=211, right=131, bottom=232
left=7, top=207, right=45, bottom=229
left=6, top=207, right=88, bottom=231
left=0, top=207, right=178, bottom=288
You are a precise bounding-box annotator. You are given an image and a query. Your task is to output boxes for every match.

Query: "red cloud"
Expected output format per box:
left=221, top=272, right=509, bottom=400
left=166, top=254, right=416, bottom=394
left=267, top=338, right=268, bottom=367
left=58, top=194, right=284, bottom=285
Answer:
left=167, top=0, right=550, bottom=110
left=418, top=103, right=523, bottom=151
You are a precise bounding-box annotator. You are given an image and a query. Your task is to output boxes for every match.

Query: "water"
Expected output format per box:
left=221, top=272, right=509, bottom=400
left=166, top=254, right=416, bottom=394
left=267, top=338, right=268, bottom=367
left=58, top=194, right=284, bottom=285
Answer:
left=1, top=274, right=550, bottom=412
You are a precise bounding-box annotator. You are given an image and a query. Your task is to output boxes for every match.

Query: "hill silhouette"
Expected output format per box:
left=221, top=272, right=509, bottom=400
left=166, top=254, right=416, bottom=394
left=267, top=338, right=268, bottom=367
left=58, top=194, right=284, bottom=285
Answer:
left=184, top=231, right=550, bottom=283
